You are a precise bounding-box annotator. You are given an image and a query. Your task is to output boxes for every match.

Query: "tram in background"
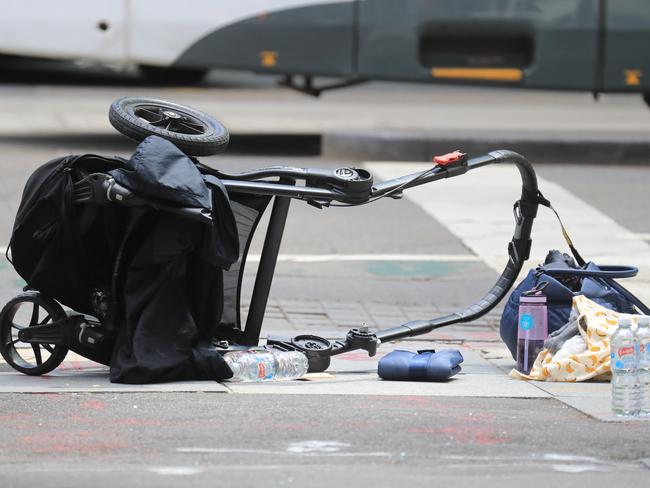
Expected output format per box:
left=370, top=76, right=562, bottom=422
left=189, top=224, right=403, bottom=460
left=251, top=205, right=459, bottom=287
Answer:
left=0, top=0, right=649, bottom=106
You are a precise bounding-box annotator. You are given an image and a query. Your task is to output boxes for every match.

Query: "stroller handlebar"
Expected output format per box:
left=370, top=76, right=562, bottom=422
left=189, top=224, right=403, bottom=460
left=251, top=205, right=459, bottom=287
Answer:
left=73, top=149, right=538, bottom=251
left=73, top=150, right=538, bottom=249
left=371, top=150, right=541, bottom=344
left=210, top=149, right=541, bottom=349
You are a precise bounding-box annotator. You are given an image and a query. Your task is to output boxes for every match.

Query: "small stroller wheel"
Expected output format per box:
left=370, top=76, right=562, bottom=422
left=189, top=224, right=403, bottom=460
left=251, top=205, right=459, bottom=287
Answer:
left=0, top=292, right=68, bottom=376
left=109, top=96, right=230, bottom=156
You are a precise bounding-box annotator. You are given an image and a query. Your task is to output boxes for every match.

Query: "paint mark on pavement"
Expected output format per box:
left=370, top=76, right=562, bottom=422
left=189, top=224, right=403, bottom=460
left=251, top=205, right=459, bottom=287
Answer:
left=552, top=464, right=610, bottom=473
left=286, top=440, right=350, bottom=453
left=149, top=466, right=203, bottom=476
left=176, top=445, right=392, bottom=457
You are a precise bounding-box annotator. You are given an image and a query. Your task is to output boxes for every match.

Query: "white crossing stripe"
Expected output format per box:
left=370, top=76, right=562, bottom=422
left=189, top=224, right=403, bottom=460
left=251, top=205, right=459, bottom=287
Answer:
left=365, top=162, right=650, bottom=303
left=0, top=247, right=481, bottom=264
left=616, top=233, right=650, bottom=240
left=245, top=254, right=480, bottom=263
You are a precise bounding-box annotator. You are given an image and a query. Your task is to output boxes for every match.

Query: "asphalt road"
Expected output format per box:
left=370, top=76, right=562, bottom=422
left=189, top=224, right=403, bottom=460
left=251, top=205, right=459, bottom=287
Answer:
left=1, top=144, right=650, bottom=486
left=0, top=393, right=648, bottom=488
left=1, top=71, right=650, bottom=486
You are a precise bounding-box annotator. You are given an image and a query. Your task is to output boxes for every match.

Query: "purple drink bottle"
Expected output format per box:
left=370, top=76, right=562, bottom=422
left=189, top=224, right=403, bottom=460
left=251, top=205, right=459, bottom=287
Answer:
left=517, top=288, right=548, bottom=374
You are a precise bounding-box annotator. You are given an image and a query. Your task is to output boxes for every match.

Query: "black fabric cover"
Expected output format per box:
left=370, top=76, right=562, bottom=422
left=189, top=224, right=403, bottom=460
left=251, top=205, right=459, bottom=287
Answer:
left=106, top=136, right=239, bottom=383
left=199, top=178, right=240, bottom=269
left=111, top=136, right=211, bottom=209
left=9, top=136, right=240, bottom=383
left=108, top=211, right=233, bottom=383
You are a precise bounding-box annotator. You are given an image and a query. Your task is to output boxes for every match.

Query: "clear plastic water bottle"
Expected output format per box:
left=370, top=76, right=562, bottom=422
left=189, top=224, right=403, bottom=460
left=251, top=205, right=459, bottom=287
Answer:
left=517, top=288, right=548, bottom=374
left=636, top=316, right=650, bottom=417
left=223, top=349, right=309, bottom=382
left=611, top=318, right=640, bottom=417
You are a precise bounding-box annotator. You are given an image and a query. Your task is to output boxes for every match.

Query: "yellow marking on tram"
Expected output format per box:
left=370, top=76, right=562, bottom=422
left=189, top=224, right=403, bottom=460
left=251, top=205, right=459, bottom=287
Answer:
left=624, top=69, right=642, bottom=86
left=260, top=51, right=278, bottom=67
left=431, top=67, right=523, bottom=82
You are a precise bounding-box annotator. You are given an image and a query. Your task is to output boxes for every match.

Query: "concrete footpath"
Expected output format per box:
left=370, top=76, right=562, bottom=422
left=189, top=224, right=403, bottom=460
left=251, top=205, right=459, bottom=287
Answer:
left=0, top=83, right=649, bottom=163
left=0, top=299, right=626, bottom=423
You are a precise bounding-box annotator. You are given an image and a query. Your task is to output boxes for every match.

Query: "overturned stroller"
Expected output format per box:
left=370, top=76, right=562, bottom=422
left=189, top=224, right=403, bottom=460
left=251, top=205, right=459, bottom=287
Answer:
left=0, top=97, right=543, bottom=383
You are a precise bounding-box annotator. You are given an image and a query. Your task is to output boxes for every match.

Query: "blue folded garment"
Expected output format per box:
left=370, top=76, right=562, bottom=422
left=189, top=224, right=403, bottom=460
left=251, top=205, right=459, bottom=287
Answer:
left=377, top=349, right=464, bottom=381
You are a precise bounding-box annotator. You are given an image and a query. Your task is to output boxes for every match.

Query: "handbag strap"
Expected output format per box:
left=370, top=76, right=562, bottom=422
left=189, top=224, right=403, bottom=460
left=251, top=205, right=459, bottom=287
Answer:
left=533, top=190, right=650, bottom=314
left=543, top=265, right=639, bottom=279
left=534, top=190, right=586, bottom=266
left=543, top=265, right=650, bottom=315
left=605, top=279, right=650, bottom=315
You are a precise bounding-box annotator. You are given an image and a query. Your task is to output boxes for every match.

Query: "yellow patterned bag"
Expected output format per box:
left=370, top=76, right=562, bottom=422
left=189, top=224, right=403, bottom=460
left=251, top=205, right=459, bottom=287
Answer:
left=511, top=295, right=644, bottom=382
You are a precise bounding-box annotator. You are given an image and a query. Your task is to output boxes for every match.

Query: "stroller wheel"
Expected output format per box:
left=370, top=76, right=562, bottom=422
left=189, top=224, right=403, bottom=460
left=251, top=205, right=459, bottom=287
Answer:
left=0, top=292, right=68, bottom=376
left=109, top=96, right=230, bottom=156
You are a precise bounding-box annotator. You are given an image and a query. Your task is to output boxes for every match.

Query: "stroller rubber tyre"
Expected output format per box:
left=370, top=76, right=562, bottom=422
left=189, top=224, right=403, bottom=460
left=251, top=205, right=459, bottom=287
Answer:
left=0, top=292, right=68, bottom=376
left=109, top=96, right=230, bottom=156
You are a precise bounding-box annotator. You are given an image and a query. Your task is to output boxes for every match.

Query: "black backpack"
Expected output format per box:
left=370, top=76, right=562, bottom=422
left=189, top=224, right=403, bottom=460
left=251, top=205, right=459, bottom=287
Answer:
left=8, top=154, right=125, bottom=314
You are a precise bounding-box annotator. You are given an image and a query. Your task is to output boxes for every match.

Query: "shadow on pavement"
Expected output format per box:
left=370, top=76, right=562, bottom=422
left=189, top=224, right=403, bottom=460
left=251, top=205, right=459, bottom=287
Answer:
left=0, top=133, right=321, bottom=156
left=0, top=54, right=280, bottom=89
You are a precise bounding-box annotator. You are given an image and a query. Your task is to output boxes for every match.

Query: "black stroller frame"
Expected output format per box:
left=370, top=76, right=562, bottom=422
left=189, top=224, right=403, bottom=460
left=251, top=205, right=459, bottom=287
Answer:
left=205, top=149, right=540, bottom=371
left=0, top=100, right=542, bottom=376
left=51, top=148, right=539, bottom=373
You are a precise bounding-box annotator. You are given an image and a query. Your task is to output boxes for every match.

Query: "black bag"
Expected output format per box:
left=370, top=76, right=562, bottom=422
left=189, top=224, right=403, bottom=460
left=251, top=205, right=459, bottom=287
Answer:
left=8, top=154, right=124, bottom=314
left=499, top=191, right=650, bottom=359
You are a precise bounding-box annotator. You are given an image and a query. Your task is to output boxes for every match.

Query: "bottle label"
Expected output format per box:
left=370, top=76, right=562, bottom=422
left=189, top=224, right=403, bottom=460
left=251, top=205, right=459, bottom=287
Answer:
left=257, top=362, right=267, bottom=380
left=520, top=314, right=534, bottom=331
left=253, top=355, right=273, bottom=380
left=611, top=346, right=636, bottom=369
left=518, top=308, right=547, bottom=340
left=640, top=343, right=650, bottom=368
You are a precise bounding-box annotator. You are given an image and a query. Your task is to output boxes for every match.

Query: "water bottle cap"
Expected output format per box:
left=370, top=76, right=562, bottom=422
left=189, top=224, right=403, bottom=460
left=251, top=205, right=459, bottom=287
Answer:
left=618, top=317, right=632, bottom=328
left=637, top=316, right=650, bottom=327
left=519, top=295, right=547, bottom=304
left=521, top=283, right=547, bottom=303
